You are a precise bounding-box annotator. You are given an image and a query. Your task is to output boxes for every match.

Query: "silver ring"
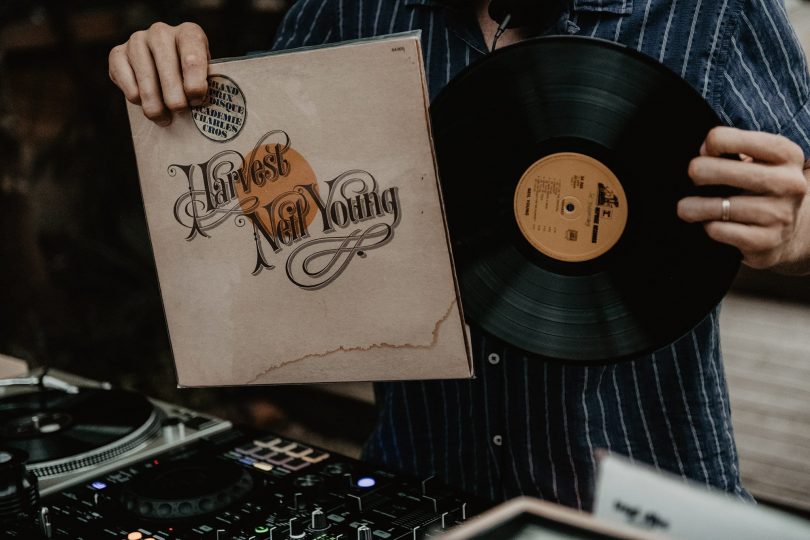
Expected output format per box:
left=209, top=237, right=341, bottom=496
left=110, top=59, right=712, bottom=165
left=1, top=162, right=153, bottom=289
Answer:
left=721, top=198, right=731, bottom=222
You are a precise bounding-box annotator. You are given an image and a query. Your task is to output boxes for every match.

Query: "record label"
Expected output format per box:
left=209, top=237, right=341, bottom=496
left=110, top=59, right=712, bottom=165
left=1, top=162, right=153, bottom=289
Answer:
left=513, top=152, right=628, bottom=262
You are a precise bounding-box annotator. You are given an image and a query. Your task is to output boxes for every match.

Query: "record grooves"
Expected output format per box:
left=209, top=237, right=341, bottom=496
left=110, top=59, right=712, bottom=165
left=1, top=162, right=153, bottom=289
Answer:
left=430, top=36, right=740, bottom=362
left=0, top=388, right=162, bottom=477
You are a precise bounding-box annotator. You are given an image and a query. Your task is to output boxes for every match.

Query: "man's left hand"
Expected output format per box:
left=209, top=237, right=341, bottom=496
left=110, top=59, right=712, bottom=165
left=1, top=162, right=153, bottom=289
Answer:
left=677, top=126, right=810, bottom=271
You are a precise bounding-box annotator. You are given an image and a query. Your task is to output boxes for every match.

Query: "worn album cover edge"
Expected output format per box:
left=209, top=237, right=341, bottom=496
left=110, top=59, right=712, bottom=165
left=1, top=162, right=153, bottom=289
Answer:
left=210, top=30, right=424, bottom=65
left=128, top=32, right=472, bottom=387
left=410, top=36, right=475, bottom=380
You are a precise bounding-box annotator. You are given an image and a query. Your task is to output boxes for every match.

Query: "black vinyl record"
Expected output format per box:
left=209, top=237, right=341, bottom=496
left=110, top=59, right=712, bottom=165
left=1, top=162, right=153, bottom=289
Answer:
left=0, top=388, right=155, bottom=465
left=430, top=36, right=740, bottom=362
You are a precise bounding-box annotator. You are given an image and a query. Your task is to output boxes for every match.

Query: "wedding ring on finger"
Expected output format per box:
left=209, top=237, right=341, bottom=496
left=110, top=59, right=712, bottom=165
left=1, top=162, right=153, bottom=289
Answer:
left=721, top=198, right=731, bottom=222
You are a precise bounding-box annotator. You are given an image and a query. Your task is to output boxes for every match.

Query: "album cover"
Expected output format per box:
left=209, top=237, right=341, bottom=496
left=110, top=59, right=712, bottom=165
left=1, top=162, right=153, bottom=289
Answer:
left=126, top=32, right=472, bottom=386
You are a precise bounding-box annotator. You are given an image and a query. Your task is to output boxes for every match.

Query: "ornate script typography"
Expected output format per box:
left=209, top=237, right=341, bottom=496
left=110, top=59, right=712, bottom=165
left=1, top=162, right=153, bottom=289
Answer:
left=168, top=130, right=401, bottom=289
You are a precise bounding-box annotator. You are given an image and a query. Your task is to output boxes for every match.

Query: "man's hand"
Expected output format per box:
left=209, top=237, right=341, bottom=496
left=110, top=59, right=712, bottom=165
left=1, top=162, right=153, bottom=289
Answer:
left=677, top=126, right=810, bottom=272
left=108, top=22, right=210, bottom=126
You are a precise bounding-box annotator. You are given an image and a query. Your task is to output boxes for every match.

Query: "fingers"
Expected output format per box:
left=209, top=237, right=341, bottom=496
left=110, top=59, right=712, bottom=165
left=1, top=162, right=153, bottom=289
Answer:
left=147, top=23, right=188, bottom=114
left=176, top=23, right=210, bottom=106
left=678, top=195, right=796, bottom=227
left=127, top=30, right=171, bottom=125
left=703, top=221, right=785, bottom=268
left=689, top=155, right=807, bottom=197
left=701, top=126, right=805, bottom=166
left=681, top=128, right=808, bottom=270
left=108, top=44, right=140, bottom=104
left=108, top=22, right=211, bottom=126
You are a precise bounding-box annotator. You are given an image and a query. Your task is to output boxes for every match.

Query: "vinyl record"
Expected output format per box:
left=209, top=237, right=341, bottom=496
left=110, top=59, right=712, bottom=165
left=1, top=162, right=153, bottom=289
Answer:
left=430, top=36, right=740, bottom=362
left=0, top=388, right=159, bottom=471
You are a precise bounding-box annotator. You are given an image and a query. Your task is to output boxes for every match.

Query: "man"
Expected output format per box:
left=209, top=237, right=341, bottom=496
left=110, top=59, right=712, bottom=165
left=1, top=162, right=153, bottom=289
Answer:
left=109, top=0, right=810, bottom=509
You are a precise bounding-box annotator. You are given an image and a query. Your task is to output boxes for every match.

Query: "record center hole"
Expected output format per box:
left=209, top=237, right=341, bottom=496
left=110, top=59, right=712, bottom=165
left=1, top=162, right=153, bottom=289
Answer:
left=565, top=202, right=575, bottom=213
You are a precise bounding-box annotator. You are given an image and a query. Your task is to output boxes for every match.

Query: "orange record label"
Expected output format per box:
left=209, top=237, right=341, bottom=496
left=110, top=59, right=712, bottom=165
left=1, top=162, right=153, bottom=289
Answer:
left=513, top=152, right=628, bottom=262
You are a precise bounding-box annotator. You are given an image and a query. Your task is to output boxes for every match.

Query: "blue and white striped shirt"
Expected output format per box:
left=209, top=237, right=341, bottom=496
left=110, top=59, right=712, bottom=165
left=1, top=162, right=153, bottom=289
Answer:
left=272, top=0, right=810, bottom=509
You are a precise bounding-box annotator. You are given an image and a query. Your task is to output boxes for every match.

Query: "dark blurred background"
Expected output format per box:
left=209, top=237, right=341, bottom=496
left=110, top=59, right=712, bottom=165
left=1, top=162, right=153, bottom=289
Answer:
left=0, top=0, right=376, bottom=457
left=1, top=0, right=810, bottom=514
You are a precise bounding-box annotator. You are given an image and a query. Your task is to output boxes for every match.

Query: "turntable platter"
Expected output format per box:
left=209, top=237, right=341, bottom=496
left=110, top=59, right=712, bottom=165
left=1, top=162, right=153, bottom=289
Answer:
left=0, top=388, right=161, bottom=477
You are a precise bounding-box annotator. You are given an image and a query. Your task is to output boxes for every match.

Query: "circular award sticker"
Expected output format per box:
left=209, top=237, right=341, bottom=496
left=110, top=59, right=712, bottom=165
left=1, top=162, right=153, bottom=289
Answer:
left=513, top=152, right=628, bottom=262
left=192, top=75, right=246, bottom=142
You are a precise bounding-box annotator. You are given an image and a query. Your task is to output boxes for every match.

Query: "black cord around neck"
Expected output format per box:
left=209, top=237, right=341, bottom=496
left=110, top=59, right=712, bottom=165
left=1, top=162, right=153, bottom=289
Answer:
left=490, top=12, right=511, bottom=51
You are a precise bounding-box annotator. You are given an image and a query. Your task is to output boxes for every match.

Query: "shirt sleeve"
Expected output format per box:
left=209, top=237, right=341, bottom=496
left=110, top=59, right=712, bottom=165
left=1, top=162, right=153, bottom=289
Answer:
left=272, top=0, right=339, bottom=51
left=719, top=0, right=810, bottom=158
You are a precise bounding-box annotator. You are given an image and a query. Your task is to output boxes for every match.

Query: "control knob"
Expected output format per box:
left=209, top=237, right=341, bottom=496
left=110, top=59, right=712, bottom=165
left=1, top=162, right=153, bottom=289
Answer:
left=289, top=517, right=306, bottom=539
left=311, top=507, right=329, bottom=531
left=357, top=524, right=372, bottom=540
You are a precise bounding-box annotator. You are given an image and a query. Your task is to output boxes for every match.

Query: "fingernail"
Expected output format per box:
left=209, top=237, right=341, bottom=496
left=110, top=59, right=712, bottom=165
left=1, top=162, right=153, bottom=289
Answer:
left=157, top=117, right=171, bottom=127
left=190, top=98, right=204, bottom=107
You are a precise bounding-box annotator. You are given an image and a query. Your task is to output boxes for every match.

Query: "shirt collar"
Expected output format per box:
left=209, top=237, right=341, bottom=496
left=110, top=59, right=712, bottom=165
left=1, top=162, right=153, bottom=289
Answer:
left=404, top=0, right=633, bottom=16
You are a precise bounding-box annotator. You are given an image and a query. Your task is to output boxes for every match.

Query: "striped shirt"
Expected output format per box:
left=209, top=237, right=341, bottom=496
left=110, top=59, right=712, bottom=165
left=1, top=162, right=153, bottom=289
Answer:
left=272, top=0, right=810, bottom=509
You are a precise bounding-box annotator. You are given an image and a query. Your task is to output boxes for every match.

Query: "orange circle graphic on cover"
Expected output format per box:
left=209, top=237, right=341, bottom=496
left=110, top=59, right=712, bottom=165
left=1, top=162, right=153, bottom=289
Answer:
left=513, top=152, right=628, bottom=262
left=237, top=135, right=320, bottom=243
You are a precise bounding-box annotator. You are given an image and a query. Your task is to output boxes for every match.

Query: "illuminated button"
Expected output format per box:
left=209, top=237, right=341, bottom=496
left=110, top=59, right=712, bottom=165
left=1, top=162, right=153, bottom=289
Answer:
left=127, top=533, right=143, bottom=540
left=302, top=450, right=330, bottom=463
left=286, top=444, right=313, bottom=457
left=255, top=437, right=282, bottom=448
left=268, top=454, right=293, bottom=465
left=283, top=458, right=310, bottom=471
left=356, top=477, right=376, bottom=488
left=252, top=447, right=275, bottom=459
left=270, top=440, right=296, bottom=452
left=90, top=481, right=107, bottom=490
left=253, top=462, right=274, bottom=472
left=255, top=525, right=270, bottom=533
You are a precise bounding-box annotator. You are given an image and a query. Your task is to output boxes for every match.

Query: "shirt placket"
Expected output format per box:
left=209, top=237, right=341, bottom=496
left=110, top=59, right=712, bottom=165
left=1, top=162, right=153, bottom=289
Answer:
left=479, top=333, right=507, bottom=500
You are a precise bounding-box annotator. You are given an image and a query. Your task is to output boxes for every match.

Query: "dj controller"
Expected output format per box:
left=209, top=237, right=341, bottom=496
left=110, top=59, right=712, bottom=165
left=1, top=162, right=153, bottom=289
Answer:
left=1, top=371, right=486, bottom=539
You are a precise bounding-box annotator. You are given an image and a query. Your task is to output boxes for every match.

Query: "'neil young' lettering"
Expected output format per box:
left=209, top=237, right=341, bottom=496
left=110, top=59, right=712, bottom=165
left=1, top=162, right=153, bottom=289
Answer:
left=168, top=130, right=402, bottom=288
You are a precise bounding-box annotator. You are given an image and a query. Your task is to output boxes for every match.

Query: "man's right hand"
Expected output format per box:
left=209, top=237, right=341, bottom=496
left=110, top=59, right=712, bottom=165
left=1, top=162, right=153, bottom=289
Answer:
left=108, top=22, right=210, bottom=126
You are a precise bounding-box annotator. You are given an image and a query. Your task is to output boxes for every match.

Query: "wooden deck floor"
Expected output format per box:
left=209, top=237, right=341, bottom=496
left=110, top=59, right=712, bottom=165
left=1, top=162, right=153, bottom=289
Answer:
left=721, top=293, right=810, bottom=511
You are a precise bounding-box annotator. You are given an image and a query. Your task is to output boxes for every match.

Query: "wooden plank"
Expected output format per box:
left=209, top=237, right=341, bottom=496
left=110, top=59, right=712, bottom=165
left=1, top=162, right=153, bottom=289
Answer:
left=738, top=469, right=810, bottom=502
left=738, top=466, right=810, bottom=501
left=727, top=375, right=810, bottom=410
left=724, top=345, right=810, bottom=378
left=741, top=477, right=810, bottom=512
left=725, top=369, right=810, bottom=399
left=720, top=291, right=810, bottom=511
left=730, top=395, right=810, bottom=427
left=732, top=410, right=810, bottom=448
left=735, top=438, right=810, bottom=472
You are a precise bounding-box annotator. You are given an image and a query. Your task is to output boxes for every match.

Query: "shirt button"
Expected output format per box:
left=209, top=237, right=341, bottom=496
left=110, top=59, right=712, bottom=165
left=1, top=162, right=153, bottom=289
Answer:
left=492, top=435, right=503, bottom=446
left=487, top=353, right=500, bottom=365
